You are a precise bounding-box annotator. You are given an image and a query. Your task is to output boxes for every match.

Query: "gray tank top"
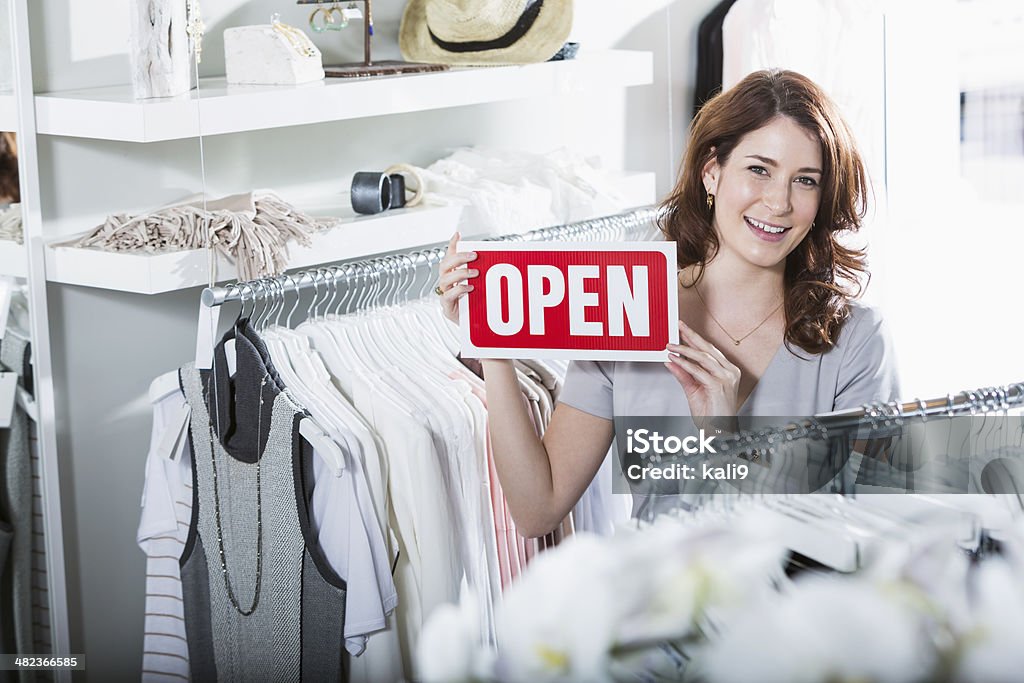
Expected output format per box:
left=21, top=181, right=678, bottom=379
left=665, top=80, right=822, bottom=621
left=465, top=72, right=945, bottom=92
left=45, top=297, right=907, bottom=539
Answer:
left=179, top=350, right=347, bottom=683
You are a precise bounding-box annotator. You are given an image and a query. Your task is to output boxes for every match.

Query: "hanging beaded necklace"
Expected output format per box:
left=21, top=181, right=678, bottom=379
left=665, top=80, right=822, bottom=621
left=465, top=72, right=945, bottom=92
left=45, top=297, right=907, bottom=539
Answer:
left=205, top=367, right=269, bottom=617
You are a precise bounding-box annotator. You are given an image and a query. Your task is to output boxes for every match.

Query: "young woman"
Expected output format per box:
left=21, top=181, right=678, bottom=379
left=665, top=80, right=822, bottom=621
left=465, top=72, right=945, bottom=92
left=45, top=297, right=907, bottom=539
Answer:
left=435, top=69, right=899, bottom=536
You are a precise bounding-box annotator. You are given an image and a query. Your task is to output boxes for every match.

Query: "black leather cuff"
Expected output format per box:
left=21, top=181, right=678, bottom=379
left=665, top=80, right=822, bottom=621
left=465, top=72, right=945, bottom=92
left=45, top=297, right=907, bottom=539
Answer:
left=389, top=174, right=406, bottom=208
left=351, top=171, right=393, bottom=214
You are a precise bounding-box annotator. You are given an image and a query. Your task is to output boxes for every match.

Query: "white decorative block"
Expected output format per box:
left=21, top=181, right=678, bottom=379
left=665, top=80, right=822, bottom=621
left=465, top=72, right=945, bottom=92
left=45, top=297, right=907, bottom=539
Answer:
left=224, top=25, right=325, bottom=86
left=128, top=0, right=193, bottom=99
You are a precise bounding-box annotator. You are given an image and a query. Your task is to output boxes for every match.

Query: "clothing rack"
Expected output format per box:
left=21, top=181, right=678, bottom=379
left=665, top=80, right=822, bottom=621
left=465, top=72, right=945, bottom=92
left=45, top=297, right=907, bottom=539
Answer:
left=714, top=382, right=1024, bottom=456
left=201, top=206, right=661, bottom=308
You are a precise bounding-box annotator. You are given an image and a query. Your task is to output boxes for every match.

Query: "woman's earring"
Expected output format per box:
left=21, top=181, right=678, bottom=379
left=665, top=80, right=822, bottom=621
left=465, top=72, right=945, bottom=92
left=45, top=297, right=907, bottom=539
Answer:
left=706, top=192, right=715, bottom=211
left=329, top=1, right=348, bottom=30
left=310, top=7, right=328, bottom=32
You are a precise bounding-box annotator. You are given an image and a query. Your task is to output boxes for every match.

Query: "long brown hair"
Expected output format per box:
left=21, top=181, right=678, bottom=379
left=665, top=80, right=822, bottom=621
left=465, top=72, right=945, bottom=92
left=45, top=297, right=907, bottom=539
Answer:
left=0, top=132, right=18, bottom=204
left=660, top=69, right=870, bottom=355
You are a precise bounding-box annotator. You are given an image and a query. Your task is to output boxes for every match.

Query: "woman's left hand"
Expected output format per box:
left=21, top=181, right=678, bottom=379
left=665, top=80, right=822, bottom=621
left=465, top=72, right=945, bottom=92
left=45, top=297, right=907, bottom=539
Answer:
left=664, top=321, right=741, bottom=431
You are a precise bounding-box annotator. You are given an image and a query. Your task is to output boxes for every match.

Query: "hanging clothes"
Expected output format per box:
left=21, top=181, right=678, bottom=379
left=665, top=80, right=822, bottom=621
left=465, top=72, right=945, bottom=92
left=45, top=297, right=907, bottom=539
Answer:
left=693, top=0, right=740, bottom=117
left=137, top=373, right=193, bottom=683
left=178, top=328, right=347, bottom=682
left=0, top=332, right=37, bottom=683
left=139, top=330, right=401, bottom=682
left=141, top=282, right=628, bottom=683
left=291, top=298, right=590, bottom=676
left=256, top=320, right=402, bottom=680
left=0, top=453, right=12, bottom=683
left=234, top=318, right=398, bottom=660
left=139, top=372, right=400, bottom=682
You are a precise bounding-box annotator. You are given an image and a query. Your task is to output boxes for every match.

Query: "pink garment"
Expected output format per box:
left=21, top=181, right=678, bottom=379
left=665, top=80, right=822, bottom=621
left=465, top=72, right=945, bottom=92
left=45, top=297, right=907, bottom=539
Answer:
left=475, top=382, right=526, bottom=588
left=448, top=366, right=568, bottom=579
left=488, top=436, right=514, bottom=589
left=450, top=370, right=516, bottom=591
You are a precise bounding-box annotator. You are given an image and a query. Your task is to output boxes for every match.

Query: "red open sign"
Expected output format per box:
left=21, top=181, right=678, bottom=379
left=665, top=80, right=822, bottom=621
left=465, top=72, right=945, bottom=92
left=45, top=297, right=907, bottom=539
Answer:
left=457, top=241, right=679, bottom=361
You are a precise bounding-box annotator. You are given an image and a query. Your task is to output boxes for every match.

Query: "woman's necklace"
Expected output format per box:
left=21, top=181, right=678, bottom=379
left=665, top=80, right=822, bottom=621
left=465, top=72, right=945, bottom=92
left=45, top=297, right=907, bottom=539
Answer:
left=271, top=13, right=318, bottom=58
left=205, top=373, right=268, bottom=617
left=689, top=277, right=783, bottom=346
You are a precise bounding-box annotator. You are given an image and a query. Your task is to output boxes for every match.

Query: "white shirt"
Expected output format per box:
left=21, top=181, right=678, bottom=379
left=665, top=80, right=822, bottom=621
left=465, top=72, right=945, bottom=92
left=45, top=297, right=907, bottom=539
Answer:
left=137, top=375, right=193, bottom=683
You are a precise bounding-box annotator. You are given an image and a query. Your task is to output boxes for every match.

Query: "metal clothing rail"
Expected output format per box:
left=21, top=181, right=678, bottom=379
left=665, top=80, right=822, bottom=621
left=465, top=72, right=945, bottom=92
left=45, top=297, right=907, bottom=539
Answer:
left=200, top=205, right=661, bottom=308
left=714, top=382, right=1024, bottom=455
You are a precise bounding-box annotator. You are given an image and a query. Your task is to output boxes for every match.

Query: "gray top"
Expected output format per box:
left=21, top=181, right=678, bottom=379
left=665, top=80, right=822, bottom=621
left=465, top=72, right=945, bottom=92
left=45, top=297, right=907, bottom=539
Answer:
left=179, top=327, right=347, bottom=682
left=559, top=302, right=900, bottom=420
left=1, top=332, right=36, bottom=683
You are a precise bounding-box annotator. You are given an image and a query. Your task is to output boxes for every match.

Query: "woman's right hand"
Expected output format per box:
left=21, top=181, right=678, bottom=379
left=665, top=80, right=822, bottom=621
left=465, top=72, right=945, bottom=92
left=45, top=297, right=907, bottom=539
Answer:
left=665, top=320, right=741, bottom=433
left=437, top=232, right=479, bottom=325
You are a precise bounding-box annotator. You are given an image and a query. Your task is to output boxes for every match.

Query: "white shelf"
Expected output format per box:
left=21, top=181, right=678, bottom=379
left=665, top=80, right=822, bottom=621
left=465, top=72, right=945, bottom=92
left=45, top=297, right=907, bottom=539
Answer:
left=35, top=50, right=654, bottom=143
left=0, top=93, right=16, bottom=132
left=46, top=203, right=464, bottom=295
left=0, top=239, right=27, bottom=277
left=45, top=171, right=657, bottom=294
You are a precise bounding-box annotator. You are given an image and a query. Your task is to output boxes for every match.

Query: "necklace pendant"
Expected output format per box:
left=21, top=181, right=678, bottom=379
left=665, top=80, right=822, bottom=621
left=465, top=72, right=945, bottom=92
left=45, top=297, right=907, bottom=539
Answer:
left=734, top=340, right=741, bottom=346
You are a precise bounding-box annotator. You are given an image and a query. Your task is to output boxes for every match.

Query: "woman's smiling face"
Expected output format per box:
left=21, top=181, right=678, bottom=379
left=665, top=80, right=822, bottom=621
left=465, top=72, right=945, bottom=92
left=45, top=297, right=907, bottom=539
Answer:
left=702, top=115, right=823, bottom=269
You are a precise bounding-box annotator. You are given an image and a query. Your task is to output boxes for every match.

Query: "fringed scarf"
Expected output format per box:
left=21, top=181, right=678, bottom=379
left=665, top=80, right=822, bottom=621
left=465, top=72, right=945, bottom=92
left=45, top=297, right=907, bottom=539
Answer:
left=73, top=192, right=335, bottom=281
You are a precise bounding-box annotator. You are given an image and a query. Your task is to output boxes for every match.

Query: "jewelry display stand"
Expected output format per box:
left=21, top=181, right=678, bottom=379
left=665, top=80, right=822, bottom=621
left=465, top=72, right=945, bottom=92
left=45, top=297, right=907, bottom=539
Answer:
left=297, top=0, right=448, bottom=78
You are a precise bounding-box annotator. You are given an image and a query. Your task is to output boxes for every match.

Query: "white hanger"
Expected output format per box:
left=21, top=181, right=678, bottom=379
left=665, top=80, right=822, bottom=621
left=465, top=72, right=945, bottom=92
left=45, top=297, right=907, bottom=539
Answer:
left=298, top=417, right=345, bottom=478
left=15, top=387, right=37, bottom=422
left=355, top=263, right=479, bottom=435
left=409, top=250, right=462, bottom=355
left=262, top=328, right=346, bottom=478
left=274, top=276, right=394, bottom=545
left=359, top=256, right=464, bottom=379
left=149, top=369, right=182, bottom=403
left=268, top=274, right=375, bottom=479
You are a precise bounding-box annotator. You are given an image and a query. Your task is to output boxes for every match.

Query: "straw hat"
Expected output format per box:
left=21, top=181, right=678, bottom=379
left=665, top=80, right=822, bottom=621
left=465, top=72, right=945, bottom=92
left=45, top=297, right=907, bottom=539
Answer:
left=399, top=0, right=573, bottom=66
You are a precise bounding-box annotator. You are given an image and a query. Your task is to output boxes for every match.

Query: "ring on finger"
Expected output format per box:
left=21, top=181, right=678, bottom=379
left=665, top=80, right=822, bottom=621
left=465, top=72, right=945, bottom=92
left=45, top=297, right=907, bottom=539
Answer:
left=434, top=285, right=445, bottom=296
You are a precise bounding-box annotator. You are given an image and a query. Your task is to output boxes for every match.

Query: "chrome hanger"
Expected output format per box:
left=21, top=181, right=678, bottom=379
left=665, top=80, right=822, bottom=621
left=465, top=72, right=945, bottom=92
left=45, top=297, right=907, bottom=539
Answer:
left=268, top=278, right=286, bottom=330
left=327, top=266, right=346, bottom=315
left=271, top=277, right=288, bottom=328
left=316, top=269, right=335, bottom=318
left=253, top=280, right=272, bottom=330
left=260, top=278, right=277, bottom=330
left=336, top=263, right=358, bottom=316
left=283, top=274, right=302, bottom=329
left=236, top=282, right=253, bottom=323
left=355, top=263, right=373, bottom=313
left=306, top=269, right=324, bottom=321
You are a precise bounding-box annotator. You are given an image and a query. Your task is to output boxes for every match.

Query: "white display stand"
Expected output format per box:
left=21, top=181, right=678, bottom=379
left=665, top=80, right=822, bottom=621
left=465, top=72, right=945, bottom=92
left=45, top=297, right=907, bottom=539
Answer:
left=127, top=0, right=193, bottom=99
left=224, top=24, right=325, bottom=86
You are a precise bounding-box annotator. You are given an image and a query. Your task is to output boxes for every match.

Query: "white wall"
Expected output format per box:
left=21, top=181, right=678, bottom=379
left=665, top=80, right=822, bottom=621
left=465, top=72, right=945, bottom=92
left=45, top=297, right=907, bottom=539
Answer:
left=27, top=1, right=719, bottom=678
left=0, top=0, right=12, bottom=91
left=880, top=0, right=1024, bottom=397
